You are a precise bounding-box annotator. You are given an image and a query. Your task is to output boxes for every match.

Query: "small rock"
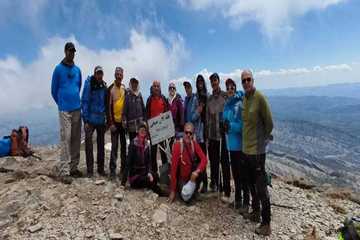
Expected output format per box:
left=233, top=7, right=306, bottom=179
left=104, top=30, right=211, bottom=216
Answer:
left=147, top=192, right=158, bottom=202
left=109, top=233, right=124, bottom=239
left=28, top=223, right=43, bottom=233
left=85, top=232, right=94, bottom=238
left=95, top=180, right=106, bottom=185
left=159, top=203, right=170, bottom=211
left=114, top=193, right=124, bottom=201
left=152, top=209, right=167, bottom=224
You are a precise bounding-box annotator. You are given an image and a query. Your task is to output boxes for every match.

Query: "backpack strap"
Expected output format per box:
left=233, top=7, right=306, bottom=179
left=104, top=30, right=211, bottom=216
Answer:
left=180, top=138, right=195, bottom=165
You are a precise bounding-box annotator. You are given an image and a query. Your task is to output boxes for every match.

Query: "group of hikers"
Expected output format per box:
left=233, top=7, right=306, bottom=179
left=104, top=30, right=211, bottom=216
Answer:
left=51, top=42, right=274, bottom=236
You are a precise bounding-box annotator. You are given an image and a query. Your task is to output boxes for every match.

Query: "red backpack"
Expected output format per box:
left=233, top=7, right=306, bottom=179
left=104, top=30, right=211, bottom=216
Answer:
left=10, top=126, right=33, bottom=157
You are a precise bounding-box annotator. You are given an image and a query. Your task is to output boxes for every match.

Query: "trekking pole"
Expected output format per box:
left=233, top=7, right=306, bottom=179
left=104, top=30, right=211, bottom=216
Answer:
left=218, top=135, right=222, bottom=203
left=225, top=133, right=235, bottom=209
left=218, top=112, right=224, bottom=203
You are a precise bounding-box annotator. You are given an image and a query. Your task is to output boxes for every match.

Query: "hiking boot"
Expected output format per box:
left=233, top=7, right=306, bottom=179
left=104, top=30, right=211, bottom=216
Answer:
left=109, top=172, right=117, bottom=181
left=221, top=196, right=232, bottom=204
left=209, top=185, right=218, bottom=193
left=238, top=205, right=249, bottom=215
left=243, top=211, right=261, bottom=223
left=58, top=176, right=73, bottom=185
left=70, top=169, right=83, bottom=178
left=255, top=223, right=271, bottom=236
left=200, top=185, right=208, bottom=194
left=97, top=170, right=106, bottom=177
left=229, top=201, right=242, bottom=209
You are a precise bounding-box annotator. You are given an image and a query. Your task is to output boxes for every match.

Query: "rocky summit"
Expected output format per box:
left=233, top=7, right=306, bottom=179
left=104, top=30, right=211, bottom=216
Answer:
left=0, top=146, right=359, bottom=240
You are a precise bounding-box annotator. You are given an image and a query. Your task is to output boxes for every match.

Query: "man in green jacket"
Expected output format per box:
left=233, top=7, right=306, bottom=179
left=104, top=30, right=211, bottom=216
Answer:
left=241, top=69, right=273, bottom=236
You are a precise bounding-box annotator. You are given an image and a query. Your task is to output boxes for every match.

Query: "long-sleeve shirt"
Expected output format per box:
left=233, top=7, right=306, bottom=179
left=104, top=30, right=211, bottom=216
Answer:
left=206, top=90, right=227, bottom=141
left=122, top=90, right=146, bottom=133
left=242, top=89, right=274, bottom=155
left=51, top=62, right=82, bottom=112
left=223, top=91, right=244, bottom=151
left=170, top=139, right=207, bottom=192
left=184, top=94, right=204, bottom=143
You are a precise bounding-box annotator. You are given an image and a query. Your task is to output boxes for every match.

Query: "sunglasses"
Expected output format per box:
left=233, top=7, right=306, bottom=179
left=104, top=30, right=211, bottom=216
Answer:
left=169, top=87, right=176, bottom=90
left=185, top=131, right=193, bottom=136
left=226, top=85, right=236, bottom=91
left=242, top=78, right=252, bottom=84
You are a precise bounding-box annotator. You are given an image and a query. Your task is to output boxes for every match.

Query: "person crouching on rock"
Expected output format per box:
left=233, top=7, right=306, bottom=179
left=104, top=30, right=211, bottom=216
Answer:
left=169, top=122, right=208, bottom=204
left=120, top=122, right=164, bottom=196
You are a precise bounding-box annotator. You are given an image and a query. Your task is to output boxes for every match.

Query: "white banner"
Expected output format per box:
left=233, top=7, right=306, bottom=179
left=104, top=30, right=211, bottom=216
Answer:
left=148, top=111, right=175, bottom=145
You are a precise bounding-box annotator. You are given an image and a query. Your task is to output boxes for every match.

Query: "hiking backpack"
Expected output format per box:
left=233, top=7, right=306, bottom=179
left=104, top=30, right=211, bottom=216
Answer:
left=10, top=126, right=33, bottom=157
left=0, top=136, right=11, bottom=157
left=338, top=217, right=360, bottom=240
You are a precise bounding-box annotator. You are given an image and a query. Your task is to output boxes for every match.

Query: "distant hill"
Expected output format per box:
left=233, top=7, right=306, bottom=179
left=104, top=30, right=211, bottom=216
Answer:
left=268, top=96, right=360, bottom=136
left=265, top=82, right=360, bottom=99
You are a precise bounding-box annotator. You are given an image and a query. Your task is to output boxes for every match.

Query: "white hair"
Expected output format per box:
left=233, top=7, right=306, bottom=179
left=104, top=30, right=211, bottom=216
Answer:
left=241, top=69, right=253, bottom=80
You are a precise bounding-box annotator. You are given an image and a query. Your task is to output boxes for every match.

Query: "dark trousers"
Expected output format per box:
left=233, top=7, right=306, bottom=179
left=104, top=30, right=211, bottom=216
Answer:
left=150, top=141, right=168, bottom=177
left=130, top=174, right=163, bottom=195
left=84, top=124, right=105, bottom=174
left=208, top=137, right=231, bottom=197
left=199, top=142, right=208, bottom=189
left=110, top=123, right=127, bottom=175
left=230, top=151, right=250, bottom=206
left=245, top=153, right=271, bottom=224
left=128, top=132, right=137, bottom=143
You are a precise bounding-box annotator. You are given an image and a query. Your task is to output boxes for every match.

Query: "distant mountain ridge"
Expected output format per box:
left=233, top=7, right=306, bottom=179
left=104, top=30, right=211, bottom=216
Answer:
left=265, top=82, right=360, bottom=99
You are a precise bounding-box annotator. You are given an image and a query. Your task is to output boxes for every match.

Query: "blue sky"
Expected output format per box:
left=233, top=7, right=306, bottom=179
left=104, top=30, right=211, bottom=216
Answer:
left=0, top=0, right=360, bottom=112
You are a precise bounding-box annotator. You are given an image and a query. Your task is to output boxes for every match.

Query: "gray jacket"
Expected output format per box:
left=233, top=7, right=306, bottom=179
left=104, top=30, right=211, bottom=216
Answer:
left=122, top=90, right=146, bottom=133
left=206, top=89, right=227, bottom=141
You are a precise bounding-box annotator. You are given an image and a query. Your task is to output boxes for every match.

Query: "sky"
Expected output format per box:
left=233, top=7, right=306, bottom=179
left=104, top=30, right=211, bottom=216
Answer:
left=0, top=0, right=360, bottom=112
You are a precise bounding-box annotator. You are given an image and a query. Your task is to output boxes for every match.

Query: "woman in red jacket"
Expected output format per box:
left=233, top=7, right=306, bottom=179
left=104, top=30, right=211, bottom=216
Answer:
left=169, top=123, right=208, bottom=203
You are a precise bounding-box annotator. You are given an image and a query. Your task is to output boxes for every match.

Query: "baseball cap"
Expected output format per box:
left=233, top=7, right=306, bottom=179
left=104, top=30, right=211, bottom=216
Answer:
left=209, top=73, right=220, bottom=82
left=64, top=42, right=76, bottom=52
left=181, top=181, right=196, bottom=202
left=130, top=77, right=139, bottom=84
left=115, top=67, right=123, bottom=73
left=94, top=66, right=103, bottom=73
left=183, top=81, right=192, bottom=87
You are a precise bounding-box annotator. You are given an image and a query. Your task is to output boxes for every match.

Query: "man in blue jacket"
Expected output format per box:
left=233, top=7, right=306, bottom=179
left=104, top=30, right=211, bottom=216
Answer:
left=51, top=42, right=82, bottom=184
left=81, top=66, right=108, bottom=178
left=223, top=78, right=249, bottom=213
left=183, top=81, right=204, bottom=144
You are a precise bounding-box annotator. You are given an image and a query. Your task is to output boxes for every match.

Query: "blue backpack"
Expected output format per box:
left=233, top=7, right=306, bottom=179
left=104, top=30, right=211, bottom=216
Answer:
left=0, top=136, right=11, bottom=157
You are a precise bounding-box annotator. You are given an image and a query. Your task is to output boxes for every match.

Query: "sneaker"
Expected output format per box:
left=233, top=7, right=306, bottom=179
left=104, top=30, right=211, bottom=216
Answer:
left=58, top=176, right=73, bottom=185
left=255, top=223, right=271, bottom=236
left=243, top=211, right=261, bottom=223
left=70, top=169, right=83, bottom=178
left=221, top=196, right=232, bottom=204
left=97, top=170, right=107, bottom=177
left=238, top=205, right=249, bottom=215
left=209, top=185, right=218, bottom=193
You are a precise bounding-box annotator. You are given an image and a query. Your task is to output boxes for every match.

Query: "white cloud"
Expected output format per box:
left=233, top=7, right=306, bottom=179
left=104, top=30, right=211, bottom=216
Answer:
left=178, top=0, right=346, bottom=39
left=172, top=62, right=360, bottom=91
left=0, top=30, right=187, bottom=113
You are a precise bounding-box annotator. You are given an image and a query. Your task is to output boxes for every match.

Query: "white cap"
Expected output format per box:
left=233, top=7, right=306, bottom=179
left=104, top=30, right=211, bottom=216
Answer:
left=181, top=181, right=196, bottom=202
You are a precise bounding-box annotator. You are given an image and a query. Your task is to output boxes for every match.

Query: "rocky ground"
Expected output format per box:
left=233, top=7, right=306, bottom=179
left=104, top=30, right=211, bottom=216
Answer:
left=0, top=146, right=359, bottom=240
